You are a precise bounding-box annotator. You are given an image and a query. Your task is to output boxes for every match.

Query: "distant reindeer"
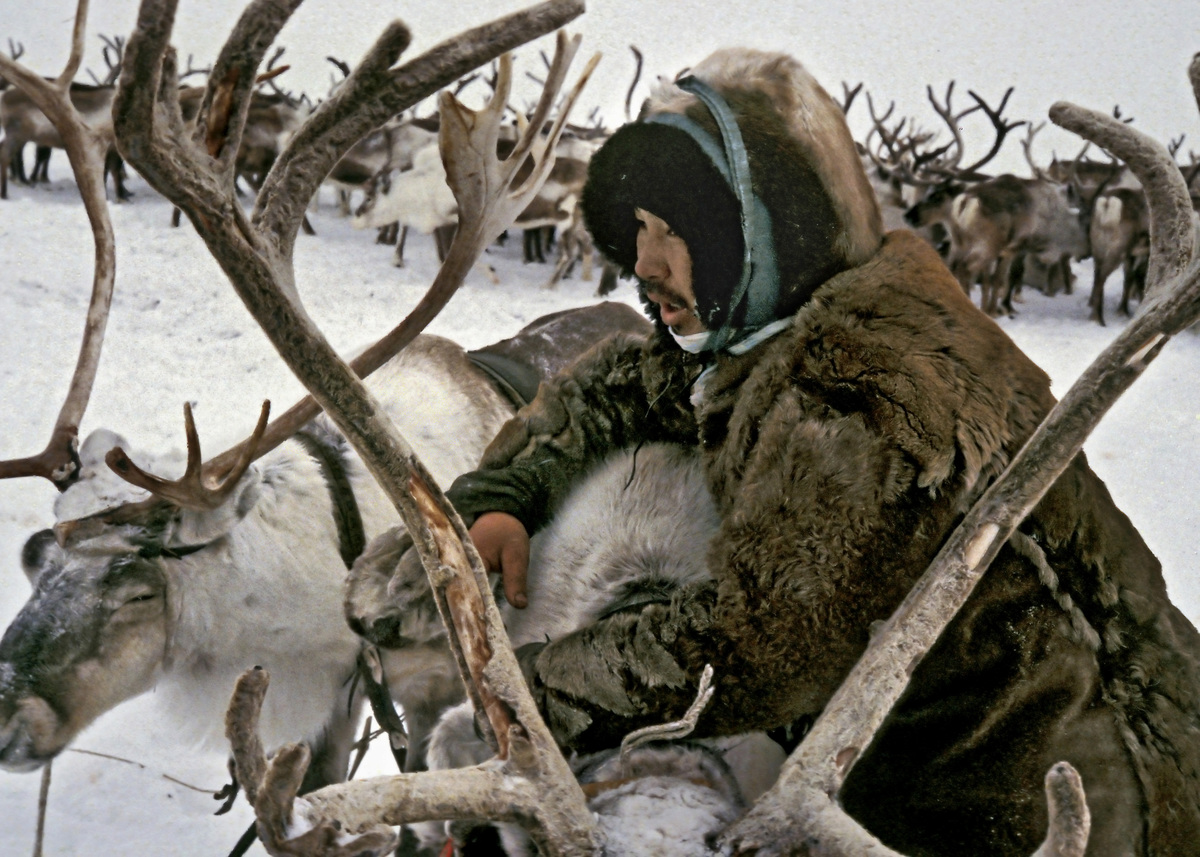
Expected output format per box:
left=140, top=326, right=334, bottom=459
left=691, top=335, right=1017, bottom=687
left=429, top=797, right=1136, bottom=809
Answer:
left=1089, top=186, right=1150, bottom=324
left=868, top=82, right=1021, bottom=265
left=326, top=115, right=438, bottom=217
left=902, top=120, right=1099, bottom=316
left=352, top=142, right=461, bottom=262
left=0, top=83, right=132, bottom=200
left=941, top=175, right=1088, bottom=316
left=0, top=35, right=133, bottom=201
left=353, top=129, right=598, bottom=268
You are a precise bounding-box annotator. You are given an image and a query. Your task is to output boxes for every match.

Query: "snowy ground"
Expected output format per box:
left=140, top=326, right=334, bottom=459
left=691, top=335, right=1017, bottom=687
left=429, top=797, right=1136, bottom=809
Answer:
left=0, top=171, right=1198, bottom=855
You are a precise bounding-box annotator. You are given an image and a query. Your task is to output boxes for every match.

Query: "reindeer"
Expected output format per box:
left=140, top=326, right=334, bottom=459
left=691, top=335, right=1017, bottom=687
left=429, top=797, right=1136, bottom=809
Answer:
left=1043, top=146, right=1152, bottom=323
left=868, top=82, right=1020, bottom=262
left=326, top=115, right=438, bottom=218
left=352, top=142, right=461, bottom=262
left=0, top=337, right=516, bottom=785
left=0, top=35, right=132, bottom=201
left=899, top=108, right=1096, bottom=316
left=511, top=132, right=597, bottom=264
left=347, top=441, right=785, bottom=854
left=1089, top=186, right=1150, bottom=324
left=352, top=130, right=595, bottom=271
left=934, top=174, right=1089, bottom=316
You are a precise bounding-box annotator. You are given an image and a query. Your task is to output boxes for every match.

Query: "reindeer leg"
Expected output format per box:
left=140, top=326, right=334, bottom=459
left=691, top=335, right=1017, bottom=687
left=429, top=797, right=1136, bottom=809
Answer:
left=393, top=225, right=408, bottom=268
left=997, top=253, right=1018, bottom=316
left=0, top=139, right=10, bottom=199
left=1090, top=260, right=1109, bottom=325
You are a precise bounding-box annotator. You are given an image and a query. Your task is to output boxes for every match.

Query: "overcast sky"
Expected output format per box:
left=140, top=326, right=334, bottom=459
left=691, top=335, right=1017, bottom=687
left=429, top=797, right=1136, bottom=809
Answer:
left=3, top=1, right=1200, bottom=175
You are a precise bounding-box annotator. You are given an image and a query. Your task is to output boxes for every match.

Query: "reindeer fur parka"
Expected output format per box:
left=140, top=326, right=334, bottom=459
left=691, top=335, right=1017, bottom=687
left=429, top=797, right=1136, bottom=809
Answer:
left=446, top=50, right=1200, bottom=855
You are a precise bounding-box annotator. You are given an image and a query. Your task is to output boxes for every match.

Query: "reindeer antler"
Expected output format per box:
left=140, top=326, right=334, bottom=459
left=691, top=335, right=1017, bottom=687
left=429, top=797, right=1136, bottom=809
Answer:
left=107, top=12, right=597, bottom=510
left=0, top=0, right=117, bottom=491
left=105, top=402, right=270, bottom=511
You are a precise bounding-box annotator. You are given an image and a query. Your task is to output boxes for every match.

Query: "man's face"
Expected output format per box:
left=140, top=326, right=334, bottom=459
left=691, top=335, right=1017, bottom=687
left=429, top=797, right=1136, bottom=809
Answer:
left=633, top=208, right=705, bottom=336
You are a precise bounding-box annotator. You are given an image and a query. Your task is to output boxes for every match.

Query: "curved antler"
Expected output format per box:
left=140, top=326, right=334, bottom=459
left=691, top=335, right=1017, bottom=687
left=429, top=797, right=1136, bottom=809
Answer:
left=957, top=87, right=1024, bottom=175
left=0, top=0, right=117, bottom=491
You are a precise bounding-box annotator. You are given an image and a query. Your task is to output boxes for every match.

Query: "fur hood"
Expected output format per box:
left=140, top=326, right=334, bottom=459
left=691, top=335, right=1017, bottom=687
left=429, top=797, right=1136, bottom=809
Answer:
left=581, top=48, right=883, bottom=334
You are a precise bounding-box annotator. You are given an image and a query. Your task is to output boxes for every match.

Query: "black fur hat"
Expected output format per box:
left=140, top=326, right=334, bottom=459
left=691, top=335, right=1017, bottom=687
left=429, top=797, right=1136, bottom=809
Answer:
left=580, top=121, right=745, bottom=331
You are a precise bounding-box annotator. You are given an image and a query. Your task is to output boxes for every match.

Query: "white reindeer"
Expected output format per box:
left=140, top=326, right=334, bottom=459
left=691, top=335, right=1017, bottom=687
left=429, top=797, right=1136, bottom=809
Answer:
left=352, top=132, right=600, bottom=269
left=0, top=336, right=514, bottom=790
left=352, top=143, right=461, bottom=263
left=325, top=117, right=439, bottom=217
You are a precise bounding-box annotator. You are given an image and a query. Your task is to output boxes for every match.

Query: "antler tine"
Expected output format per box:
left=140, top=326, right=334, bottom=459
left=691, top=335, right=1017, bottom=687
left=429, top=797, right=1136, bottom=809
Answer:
left=440, top=30, right=595, bottom=249
left=925, top=81, right=971, bottom=173
left=1169, top=134, right=1186, bottom=160
left=865, top=92, right=896, bottom=134
left=532, top=35, right=599, bottom=169
left=624, top=44, right=643, bottom=122
left=1022, top=121, right=1048, bottom=179
left=958, top=87, right=1025, bottom=175
left=105, top=401, right=271, bottom=511
left=840, top=81, right=863, bottom=116
left=864, top=93, right=903, bottom=164
left=503, top=31, right=582, bottom=180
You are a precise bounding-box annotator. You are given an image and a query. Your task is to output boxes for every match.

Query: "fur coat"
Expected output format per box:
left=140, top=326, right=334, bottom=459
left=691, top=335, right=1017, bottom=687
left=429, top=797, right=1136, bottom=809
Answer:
left=447, top=48, right=1200, bottom=855
left=447, top=232, right=1200, bottom=855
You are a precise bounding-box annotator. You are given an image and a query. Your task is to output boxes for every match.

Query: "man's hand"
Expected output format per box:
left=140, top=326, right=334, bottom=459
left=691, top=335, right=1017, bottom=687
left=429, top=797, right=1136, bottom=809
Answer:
left=469, top=511, right=530, bottom=608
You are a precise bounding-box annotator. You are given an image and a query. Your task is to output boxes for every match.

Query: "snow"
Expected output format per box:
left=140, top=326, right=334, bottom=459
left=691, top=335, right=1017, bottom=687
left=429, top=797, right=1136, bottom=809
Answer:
left=1, top=24, right=1199, bottom=854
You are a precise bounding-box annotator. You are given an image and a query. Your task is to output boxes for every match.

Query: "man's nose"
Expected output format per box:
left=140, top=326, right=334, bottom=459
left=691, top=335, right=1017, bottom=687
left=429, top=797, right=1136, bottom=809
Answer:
left=634, top=237, right=666, bottom=282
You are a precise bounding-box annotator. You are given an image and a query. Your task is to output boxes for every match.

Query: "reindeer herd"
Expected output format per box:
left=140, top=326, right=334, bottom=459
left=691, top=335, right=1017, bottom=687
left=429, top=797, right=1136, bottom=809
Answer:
left=0, top=36, right=618, bottom=293
left=7, top=33, right=1193, bottom=326
left=851, top=81, right=1200, bottom=325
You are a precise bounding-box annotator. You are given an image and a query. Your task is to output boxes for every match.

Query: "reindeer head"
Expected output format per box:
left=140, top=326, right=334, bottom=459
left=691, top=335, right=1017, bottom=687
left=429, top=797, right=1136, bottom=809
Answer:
left=0, top=408, right=273, bottom=772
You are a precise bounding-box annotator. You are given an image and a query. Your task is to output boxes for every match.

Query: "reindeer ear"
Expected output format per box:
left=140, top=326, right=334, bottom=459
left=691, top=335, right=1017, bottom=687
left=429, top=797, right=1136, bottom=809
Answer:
left=169, top=464, right=263, bottom=546
left=78, top=428, right=130, bottom=468
left=20, top=529, right=60, bottom=585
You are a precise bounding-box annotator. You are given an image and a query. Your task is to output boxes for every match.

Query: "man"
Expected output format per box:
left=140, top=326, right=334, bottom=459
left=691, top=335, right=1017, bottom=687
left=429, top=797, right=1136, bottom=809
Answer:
left=445, top=49, right=1200, bottom=854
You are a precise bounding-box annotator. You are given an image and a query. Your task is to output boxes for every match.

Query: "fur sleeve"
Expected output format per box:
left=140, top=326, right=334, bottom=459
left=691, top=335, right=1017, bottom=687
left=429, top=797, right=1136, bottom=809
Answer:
left=446, top=332, right=698, bottom=533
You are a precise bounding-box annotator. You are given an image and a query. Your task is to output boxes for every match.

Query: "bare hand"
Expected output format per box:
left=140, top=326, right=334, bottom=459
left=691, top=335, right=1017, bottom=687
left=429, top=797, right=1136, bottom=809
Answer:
left=469, top=511, right=530, bottom=608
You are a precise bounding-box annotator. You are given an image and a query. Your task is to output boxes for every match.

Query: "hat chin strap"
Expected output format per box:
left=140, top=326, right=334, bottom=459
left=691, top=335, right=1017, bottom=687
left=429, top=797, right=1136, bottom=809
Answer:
left=646, top=77, right=781, bottom=351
